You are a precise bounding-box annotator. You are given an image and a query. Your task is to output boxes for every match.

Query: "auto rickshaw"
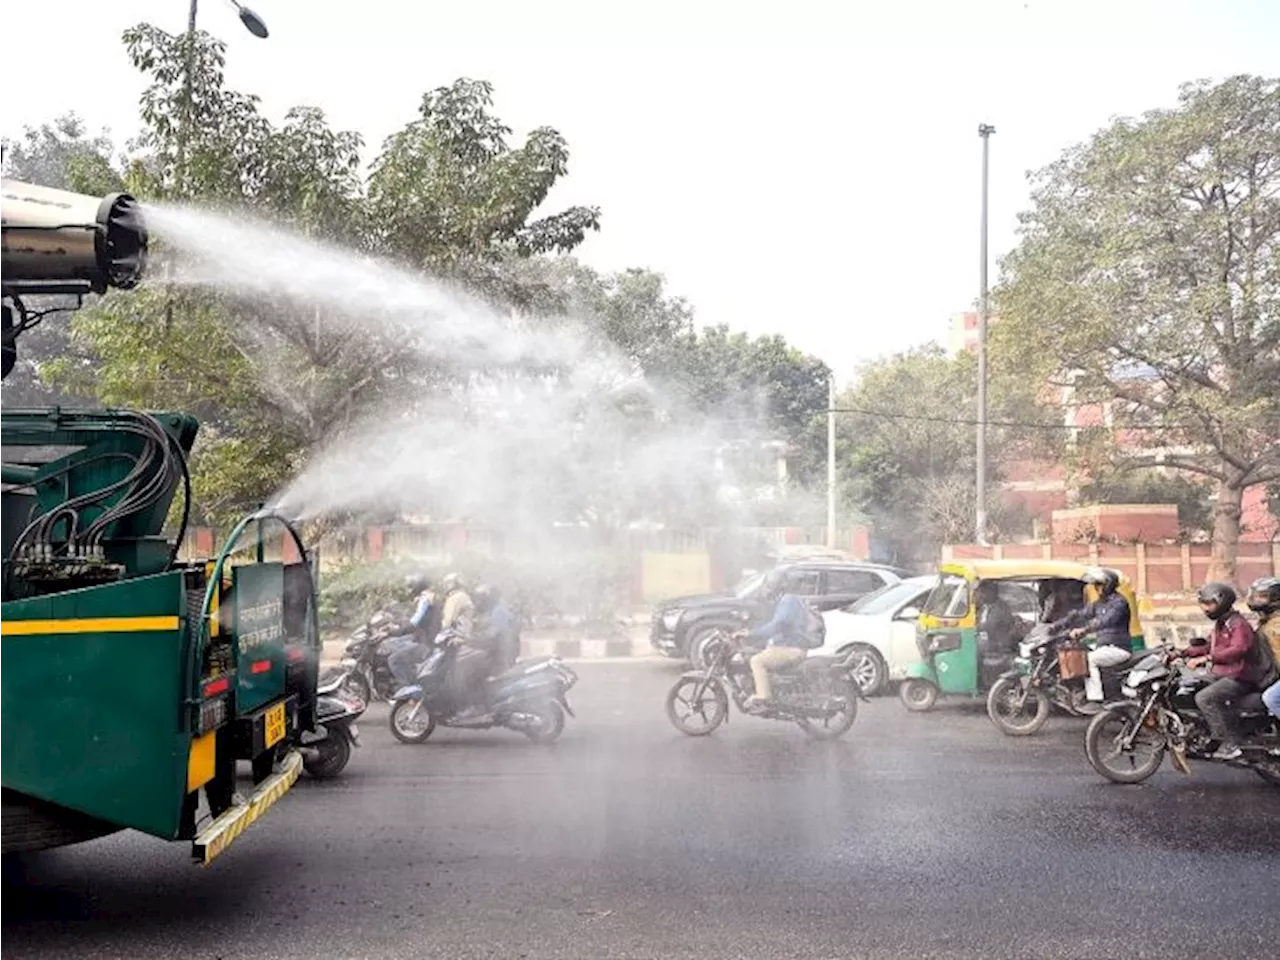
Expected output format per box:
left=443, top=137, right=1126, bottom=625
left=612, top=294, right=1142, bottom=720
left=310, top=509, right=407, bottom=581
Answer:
left=898, top=560, right=1146, bottom=713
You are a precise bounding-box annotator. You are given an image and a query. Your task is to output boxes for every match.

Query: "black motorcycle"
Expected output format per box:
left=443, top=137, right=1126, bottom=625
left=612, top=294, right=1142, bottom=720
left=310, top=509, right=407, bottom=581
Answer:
left=387, top=631, right=578, bottom=744
left=986, top=625, right=1142, bottom=737
left=331, top=611, right=416, bottom=703
left=300, top=672, right=367, bottom=779
left=1084, top=646, right=1280, bottom=786
left=664, top=628, right=866, bottom=740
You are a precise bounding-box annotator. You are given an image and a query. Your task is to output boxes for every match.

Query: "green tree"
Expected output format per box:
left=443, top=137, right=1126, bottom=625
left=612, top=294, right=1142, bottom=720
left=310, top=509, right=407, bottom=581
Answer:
left=0, top=114, right=123, bottom=405
left=837, top=345, right=1042, bottom=564
left=996, top=75, right=1280, bottom=581
left=49, top=25, right=604, bottom=529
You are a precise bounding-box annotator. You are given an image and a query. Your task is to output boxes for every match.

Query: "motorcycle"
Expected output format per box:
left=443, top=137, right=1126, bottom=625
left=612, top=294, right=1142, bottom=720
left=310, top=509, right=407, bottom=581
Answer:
left=300, top=672, right=367, bottom=779
left=388, top=631, right=578, bottom=745
left=664, top=628, right=867, bottom=740
left=986, top=625, right=1141, bottom=737
left=330, top=610, right=417, bottom=703
left=1084, top=645, right=1280, bottom=786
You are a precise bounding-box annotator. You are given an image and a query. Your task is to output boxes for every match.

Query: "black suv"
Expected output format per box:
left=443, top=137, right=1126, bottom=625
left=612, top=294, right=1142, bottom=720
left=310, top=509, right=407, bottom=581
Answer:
left=650, top=561, right=913, bottom=663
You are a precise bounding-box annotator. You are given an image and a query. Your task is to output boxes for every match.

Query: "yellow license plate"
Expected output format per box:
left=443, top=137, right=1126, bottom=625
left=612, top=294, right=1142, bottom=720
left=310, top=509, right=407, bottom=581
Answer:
left=264, top=702, right=286, bottom=748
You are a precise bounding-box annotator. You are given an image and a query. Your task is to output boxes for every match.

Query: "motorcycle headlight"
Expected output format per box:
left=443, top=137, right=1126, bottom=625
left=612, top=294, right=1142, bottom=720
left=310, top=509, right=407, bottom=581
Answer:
left=661, top=609, right=682, bottom=631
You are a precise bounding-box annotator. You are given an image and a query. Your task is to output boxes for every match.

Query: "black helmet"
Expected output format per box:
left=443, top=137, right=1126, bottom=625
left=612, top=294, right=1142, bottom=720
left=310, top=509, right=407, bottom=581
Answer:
left=1082, top=566, right=1119, bottom=596
left=405, top=573, right=430, bottom=596
left=1196, top=581, right=1237, bottom=621
left=1246, top=577, right=1280, bottom=616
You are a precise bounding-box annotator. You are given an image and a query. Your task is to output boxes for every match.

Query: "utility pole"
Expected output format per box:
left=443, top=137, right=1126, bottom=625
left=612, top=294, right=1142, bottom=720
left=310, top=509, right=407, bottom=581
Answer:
left=976, top=122, right=995, bottom=546
left=827, top=372, right=837, bottom=549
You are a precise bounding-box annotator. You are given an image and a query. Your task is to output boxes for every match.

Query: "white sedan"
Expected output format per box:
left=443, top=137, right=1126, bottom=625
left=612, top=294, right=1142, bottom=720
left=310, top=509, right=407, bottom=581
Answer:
left=809, top=575, right=938, bottom=696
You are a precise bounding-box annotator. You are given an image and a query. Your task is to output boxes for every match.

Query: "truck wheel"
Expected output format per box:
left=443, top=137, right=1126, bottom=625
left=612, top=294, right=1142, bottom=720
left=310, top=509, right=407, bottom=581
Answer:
left=1, top=789, right=120, bottom=855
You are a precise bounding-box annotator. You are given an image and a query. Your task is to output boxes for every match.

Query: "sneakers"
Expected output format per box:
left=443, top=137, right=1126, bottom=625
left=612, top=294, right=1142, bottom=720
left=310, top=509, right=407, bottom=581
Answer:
left=1211, top=742, right=1243, bottom=761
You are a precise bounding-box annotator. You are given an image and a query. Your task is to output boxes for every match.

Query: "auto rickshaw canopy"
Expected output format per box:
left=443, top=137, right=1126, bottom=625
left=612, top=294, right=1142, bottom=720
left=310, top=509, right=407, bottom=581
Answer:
left=930, top=558, right=1145, bottom=640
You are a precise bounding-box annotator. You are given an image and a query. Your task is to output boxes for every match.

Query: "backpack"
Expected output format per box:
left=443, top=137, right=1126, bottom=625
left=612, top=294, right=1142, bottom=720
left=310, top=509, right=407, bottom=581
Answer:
left=799, top=599, right=826, bottom=649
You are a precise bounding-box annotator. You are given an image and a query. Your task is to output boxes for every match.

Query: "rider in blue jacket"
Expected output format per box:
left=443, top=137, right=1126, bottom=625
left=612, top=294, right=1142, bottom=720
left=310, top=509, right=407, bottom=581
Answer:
left=744, top=570, right=809, bottom=709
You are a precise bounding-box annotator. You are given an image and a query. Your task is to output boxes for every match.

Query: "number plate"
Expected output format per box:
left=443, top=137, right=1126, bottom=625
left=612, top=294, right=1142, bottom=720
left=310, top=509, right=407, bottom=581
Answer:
left=264, top=702, right=286, bottom=748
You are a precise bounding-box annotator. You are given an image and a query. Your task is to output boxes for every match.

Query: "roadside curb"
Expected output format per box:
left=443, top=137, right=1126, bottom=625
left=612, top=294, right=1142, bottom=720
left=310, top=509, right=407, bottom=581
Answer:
left=319, top=631, right=656, bottom=669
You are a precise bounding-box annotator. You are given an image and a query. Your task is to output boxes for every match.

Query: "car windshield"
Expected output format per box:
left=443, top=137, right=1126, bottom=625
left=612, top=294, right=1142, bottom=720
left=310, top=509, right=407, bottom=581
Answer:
left=924, top=574, right=970, bottom=618
left=846, top=580, right=925, bottom=615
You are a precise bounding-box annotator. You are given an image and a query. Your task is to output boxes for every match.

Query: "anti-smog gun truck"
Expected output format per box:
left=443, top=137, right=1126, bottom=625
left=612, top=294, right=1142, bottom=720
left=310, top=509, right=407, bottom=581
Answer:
left=1, top=179, right=321, bottom=864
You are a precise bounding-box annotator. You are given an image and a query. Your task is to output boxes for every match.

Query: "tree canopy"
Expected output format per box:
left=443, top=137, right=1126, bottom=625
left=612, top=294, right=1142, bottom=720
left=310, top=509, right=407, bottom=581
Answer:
left=996, top=75, right=1280, bottom=580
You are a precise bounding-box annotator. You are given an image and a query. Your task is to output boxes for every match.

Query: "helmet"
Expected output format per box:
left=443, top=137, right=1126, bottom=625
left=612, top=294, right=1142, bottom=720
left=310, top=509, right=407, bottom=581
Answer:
left=1246, top=577, right=1280, bottom=616
left=761, top=568, right=789, bottom=598
left=1082, top=567, right=1119, bottom=595
left=473, top=583, right=498, bottom=612
left=405, top=573, right=430, bottom=596
left=1196, top=581, right=1237, bottom=621
left=440, top=572, right=463, bottom=594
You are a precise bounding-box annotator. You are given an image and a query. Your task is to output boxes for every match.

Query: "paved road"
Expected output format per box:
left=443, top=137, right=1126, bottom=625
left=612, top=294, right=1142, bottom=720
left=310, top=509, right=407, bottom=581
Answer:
left=4, top=661, right=1277, bottom=960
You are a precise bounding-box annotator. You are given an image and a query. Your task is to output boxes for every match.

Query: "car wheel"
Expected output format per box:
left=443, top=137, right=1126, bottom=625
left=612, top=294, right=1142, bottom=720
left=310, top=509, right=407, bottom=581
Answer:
left=838, top=644, right=888, bottom=697
left=687, top=625, right=731, bottom=669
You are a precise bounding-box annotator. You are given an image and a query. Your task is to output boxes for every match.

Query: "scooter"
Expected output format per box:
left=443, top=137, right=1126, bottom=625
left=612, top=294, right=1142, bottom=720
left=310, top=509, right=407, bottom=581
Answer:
left=388, top=631, right=578, bottom=745
left=328, top=610, right=416, bottom=703
left=300, top=673, right=366, bottom=778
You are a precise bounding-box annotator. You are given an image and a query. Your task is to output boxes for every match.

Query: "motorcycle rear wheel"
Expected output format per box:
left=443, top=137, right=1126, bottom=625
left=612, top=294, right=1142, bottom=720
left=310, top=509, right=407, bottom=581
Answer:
left=665, top=677, right=729, bottom=736
left=797, top=676, right=859, bottom=740
left=390, top=699, right=437, bottom=744
left=1085, top=704, right=1166, bottom=784
left=986, top=675, right=1052, bottom=737
left=520, top=701, right=566, bottom=744
left=304, top=733, right=351, bottom=779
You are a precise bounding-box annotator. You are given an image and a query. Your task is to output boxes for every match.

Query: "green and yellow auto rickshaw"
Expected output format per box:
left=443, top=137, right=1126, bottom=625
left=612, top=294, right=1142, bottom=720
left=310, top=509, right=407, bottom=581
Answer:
left=898, top=560, right=1146, bottom=713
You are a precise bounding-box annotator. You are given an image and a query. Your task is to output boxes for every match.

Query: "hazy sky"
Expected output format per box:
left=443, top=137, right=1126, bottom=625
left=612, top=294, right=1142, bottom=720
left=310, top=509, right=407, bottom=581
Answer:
left=4, top=0, right=1277, bottom=380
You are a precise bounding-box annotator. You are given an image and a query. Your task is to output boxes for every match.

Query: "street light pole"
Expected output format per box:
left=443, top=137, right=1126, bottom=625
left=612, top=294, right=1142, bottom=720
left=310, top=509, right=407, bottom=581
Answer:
left=175, top=0, right=269, bottom=194
left=827, top=371, right=837, bottom=549
left=976, top=122, right=996, bottom=546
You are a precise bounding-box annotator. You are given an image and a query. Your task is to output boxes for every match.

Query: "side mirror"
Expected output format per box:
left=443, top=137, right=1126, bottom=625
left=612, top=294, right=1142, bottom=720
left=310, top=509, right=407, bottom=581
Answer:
left=896, top=606, right=921, bottom=621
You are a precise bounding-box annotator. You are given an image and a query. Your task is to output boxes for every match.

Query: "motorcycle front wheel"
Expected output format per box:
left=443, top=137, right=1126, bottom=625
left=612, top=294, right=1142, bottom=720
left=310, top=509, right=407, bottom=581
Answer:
left=342, top=670, right=372, bottom=705
left=1084, top=703, right=1166, bottom=784
left=986, top=675, right=1052, bottom=737
left=390, top=699, right=437, bottom=744
left=665, top=677, right=729, bottom=736
left=304, top=732, right=351, bottom=779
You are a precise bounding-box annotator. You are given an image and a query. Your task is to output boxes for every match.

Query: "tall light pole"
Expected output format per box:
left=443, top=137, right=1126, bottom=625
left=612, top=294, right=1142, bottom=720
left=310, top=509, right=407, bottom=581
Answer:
left=976, top=122, right=995, bottom=546
left=827, top=371, right=837, bottom=549
left=176, top=1, right=270, bottom=192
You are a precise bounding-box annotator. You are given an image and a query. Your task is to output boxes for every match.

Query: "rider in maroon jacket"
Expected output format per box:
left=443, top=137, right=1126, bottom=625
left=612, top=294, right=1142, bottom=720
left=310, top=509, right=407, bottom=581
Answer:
left=1178, top=582, right=1270, bottom=760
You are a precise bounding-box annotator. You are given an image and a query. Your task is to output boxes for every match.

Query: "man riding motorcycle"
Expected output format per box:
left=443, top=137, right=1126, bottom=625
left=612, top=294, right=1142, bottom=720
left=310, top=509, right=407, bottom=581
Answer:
left=1060, top=567, right=1132, bottom=701
left=1176, top=581, right=1270, bottom=761
left=742, top=569, right=810, bottom=711
left=1246, top=577, right=1280, bottom=720
left=387, top=574, right=441, bottom=687
left=474, top=583, right=520, bottom=670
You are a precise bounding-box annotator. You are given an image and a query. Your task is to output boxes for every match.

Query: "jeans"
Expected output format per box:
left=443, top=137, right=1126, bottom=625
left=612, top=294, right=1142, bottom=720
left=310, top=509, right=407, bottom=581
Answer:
left=389, top=642, right=429, bottom=687
left=1194, top=676, right=1254, bottom=742
left=1085, top=645, right=1132, bottom=701
left=1263, top=680, right=1280, bottom=720
left=749, top=645, right=806, bottom=701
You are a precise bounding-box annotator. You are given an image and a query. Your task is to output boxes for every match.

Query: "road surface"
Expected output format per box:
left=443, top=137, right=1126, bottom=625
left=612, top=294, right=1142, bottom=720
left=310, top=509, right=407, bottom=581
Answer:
left=4, top=660, right=1277, bottom=959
